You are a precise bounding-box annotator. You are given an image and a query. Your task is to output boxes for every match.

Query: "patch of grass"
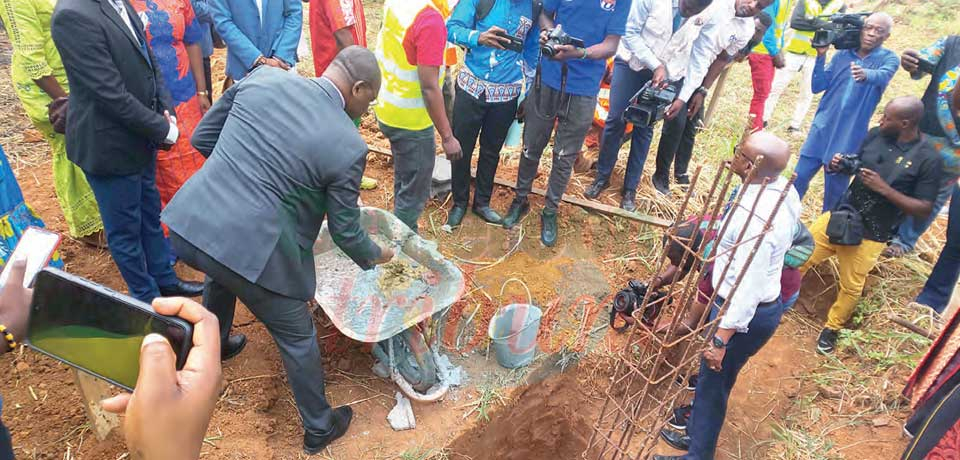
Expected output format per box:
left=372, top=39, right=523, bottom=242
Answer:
left=462, top=383, right=507, bottom=422
left=399, top=447, right=449, bottom=460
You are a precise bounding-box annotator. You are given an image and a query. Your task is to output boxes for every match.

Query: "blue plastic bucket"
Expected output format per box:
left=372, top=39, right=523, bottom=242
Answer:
left=504, top=120, right=523, bottom=148
left=488, top=303, right=542, bottom=369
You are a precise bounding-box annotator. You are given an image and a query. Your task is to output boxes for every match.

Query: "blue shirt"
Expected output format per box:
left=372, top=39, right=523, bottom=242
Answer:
left=798, top=47, right=900, bottom=163
left=539, top=0, right=631, bottom=97
left=191, top=0, right=214, bottom=58
left=447, top=0, right=539, bottom=102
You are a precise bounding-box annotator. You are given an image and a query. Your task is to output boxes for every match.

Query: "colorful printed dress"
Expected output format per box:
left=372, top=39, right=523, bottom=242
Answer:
left=0, top=0, right=103, bottom=238
left=0, top=145, right=63, bottom=268
left=130, top=0, right=206, bottom=208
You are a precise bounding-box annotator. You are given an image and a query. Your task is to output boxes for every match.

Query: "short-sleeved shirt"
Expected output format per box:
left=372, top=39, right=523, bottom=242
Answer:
left=403, top=8, right=447, bottom=68
left=539, top=0, right=631, bottom=97
left=309, top=0, right=366, bottom=76
left=846, top=128, right=944, bottom=242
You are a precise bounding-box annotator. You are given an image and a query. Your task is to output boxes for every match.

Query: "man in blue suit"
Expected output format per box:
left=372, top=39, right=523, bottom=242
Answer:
left=213, top=0, right=303, bottom=81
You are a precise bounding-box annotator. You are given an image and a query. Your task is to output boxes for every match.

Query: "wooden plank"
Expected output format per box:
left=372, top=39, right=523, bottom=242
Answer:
left=702, top=68, right=729, bottom=128
left=367, top=145, right=671, bottom=228
left=888, top=315, right=938, bottom=340
left=74, top=371, right=121, bottom=440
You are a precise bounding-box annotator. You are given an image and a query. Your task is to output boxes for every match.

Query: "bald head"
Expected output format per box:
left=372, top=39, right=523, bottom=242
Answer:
left=879, top=96, right=923, bottom=139
left=860, top=13, right=892, bottom=52
left=739, top=132, right=790, bottom=180
left=323, top=46, right=381, bottom=119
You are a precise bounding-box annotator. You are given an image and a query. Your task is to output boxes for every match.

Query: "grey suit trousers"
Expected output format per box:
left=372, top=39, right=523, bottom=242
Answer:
left=170, top=232, right=335, bottom=437
left=379, top=121, right=436, bottom=234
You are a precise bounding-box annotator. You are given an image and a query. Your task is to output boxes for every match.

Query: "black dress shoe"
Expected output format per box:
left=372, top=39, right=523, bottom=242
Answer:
left=621, top=192, right=637, bottom=212
left=502, top=199, right=530, bottom=229
left=660, top=428, right=690, bottom=451
left=652, top=455, right=685, bottom=460
left=446, top=206, right=467, bottom=228
left=221, top=334, right=247, bottom=361
left=674, top=174, right=691, bottom=186
left=159, top=278, right=204, bottom=297
left=304, top=406, right=353, bottom=455
left=472, top=206, right=503, bottom=224
left=584, top=179, right=609, bottom=199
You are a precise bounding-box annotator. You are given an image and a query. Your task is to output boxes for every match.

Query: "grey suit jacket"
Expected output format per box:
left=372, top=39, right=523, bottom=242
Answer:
left=162, top=67, right=381, bottom=300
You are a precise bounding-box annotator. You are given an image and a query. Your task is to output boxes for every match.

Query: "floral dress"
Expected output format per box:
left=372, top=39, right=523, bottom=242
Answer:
left=0, top=0, right=103, bottom=238
left=130, top=0, right=206, bottom=208
left=0, top=145, right=63, bottom=268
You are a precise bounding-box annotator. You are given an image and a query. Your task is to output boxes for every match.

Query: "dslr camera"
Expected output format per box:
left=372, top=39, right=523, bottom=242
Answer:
left=834, top=154, right=863, bottom=175
left=609, top=280, right=666, bottom=332
left=624, top=81, right=678, bottom=127
left=541, top=24, right=585, bottom=58
left=811, top=12, right=871, bottom=49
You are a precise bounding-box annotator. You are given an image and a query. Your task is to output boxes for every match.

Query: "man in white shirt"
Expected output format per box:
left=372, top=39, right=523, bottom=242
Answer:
left=651, top=0, right=774, bottom=196
left=655, top=131, right=802, bottom=460
left=584, top=0, right=714, bottom=211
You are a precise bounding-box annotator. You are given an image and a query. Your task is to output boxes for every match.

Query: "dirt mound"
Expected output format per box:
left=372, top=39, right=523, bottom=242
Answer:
left=448, top=371, right=596, bottom=460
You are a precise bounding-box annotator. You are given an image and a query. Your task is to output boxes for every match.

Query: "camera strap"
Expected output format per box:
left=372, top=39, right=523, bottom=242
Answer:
left=533, top=55, right=570, bottom=118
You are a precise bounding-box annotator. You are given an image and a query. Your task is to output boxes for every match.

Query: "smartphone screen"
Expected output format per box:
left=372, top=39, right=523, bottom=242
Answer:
left=0, top=227, right=61, bottom=288
left=26, top=268, right=192, bottom=391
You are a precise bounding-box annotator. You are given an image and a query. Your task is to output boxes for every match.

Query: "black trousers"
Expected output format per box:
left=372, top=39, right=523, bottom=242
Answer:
left=203, top=56, right=212, bottom=104
left=451, top=86, right=518, bottom=209
left=654, top=79, right=703, bottom=182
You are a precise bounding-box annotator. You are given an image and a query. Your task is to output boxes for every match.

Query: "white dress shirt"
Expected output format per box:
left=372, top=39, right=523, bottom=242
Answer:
left=619, top=0, right=676, bottom=72
left=677, top=14, right=754, bottom=102
left=712, top=176, right=802, bottom=333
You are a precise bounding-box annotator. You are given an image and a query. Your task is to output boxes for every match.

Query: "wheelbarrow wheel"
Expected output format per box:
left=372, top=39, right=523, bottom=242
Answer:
left=396, top=328, right=439, bottom=393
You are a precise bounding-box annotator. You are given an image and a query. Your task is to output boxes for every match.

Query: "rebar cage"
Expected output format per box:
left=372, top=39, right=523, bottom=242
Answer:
left=585, top=146, right=797, bottom=460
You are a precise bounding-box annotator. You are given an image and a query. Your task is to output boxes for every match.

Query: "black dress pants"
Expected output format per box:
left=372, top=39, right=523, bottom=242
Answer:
left=450, top=86, right=518, bottom=209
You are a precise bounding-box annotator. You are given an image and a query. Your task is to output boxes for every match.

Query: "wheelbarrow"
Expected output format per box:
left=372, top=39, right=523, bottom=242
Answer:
left=313, top=208, right=465, bottom=402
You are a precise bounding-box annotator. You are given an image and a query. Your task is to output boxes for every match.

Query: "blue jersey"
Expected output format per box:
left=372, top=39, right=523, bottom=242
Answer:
left=539, top=0, right=631, bottom=97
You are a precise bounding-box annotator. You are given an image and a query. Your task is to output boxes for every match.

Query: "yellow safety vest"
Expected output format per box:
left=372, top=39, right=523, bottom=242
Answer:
left=374, top=0, right=445, bottom=131
left=753, top=0, right=796, bottom=56
left=785, top=0, right=845, bottom=56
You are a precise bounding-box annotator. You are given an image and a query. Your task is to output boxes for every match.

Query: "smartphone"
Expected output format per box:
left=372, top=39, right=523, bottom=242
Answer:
left=493, top=30, right=524, bottom=53
left=917, top=57, right=936, bottom=74
left=26, top=268, right=193, bottom=391
left=0, top=227, right=61, bottom=288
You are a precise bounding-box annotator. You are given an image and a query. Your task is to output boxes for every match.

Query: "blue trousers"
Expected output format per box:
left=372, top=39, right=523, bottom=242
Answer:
left=916, top=185, right=960, bottom=313
left=595, top=58, right=654, bottom=193
left=684, top=298, right=785, bottom=460
left=793, top=155, right=850, bottom=213
left=85, top=157, right=177, bottom=302
left=892, top=182, right=957, bottom=252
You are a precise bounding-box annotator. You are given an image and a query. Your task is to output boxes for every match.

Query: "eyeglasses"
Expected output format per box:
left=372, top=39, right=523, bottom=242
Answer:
left=733, top=145, right=755, bottom=167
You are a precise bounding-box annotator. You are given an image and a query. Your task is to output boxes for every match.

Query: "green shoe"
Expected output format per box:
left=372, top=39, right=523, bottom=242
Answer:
left=541, top=209, right=558, bottom=247
left=502, top=199, right=530, bottom=229
left=446, top=206, right=467, bottom=228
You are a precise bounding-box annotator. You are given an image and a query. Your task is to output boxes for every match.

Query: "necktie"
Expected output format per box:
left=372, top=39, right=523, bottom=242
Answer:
left=673, top=11, right=682, bottom=32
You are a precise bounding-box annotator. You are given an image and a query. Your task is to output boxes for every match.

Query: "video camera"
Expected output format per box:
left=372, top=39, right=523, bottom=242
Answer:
left=541, top=25, right=585, bottom=59
left=811, top=12, right=871, bottom=50
left=609, top=280, right=666, bottom=332
left=834, top=154, right=863, bottom=175
left=624, top=81, right=677, bottom=127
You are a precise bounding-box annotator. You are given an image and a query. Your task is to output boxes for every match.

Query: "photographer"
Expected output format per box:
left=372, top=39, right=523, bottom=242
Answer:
left=791, top=12, right=900, bottom=213
left=583, top=0, right=715, bottom=211
left=444, top=0, right=540, bottom=228
left=800, top=97, right=943, bottom=355
left=500, top=0, right=629, bottom=247
left=762, top=0, right=847, bottom=134
left=650, top=1, right=773, bottom=196
left=883, top=36, right=960, bottom=260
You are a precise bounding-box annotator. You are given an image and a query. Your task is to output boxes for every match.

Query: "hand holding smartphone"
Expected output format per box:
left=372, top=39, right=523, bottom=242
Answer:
left=26, top=268, right=194, bottom=391
left=0, top=227, right=61, bottom=288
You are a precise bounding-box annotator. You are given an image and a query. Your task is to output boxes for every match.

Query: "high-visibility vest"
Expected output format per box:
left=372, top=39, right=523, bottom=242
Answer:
left=753, top=0, right=796, bottom=56
left=374, top=0, right=445, bottom=131
left=785, top=0, right=845, bottom=56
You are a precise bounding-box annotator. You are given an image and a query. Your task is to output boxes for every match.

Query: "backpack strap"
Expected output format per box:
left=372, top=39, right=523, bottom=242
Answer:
left=476, top=0, right=495, bottom=21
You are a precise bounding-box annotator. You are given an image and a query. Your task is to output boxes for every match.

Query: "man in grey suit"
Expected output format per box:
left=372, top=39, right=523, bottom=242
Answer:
left=162, top=46, right=393, bottom=454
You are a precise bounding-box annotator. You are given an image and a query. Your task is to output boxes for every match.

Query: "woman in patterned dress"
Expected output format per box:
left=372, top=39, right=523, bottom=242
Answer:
left=129, top=0, right=211, bottom=209
left=0, top=145, right=63, bottom=268
left=0, top=0, right=104, bottom=245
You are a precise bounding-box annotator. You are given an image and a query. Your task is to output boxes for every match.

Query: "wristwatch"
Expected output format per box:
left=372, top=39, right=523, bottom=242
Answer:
left=695, top=86, right=709, bottom=97
left=711, top=335, right=726, bottom=349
